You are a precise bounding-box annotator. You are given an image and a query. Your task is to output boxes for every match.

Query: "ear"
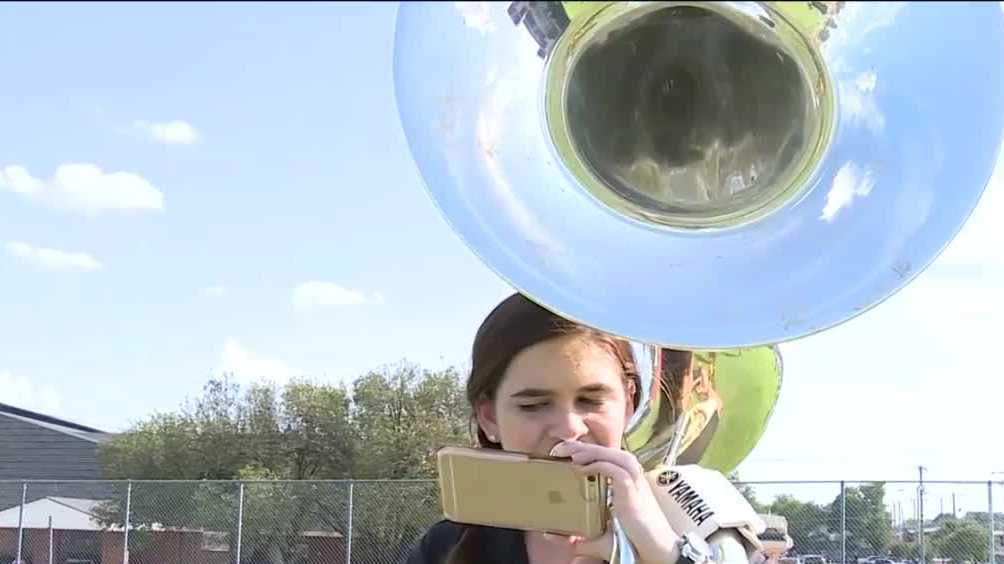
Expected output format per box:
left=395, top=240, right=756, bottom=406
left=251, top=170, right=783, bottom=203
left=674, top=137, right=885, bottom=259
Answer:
left=475, top=397, right=500, bottom=441
left=624, top=377, right=638, bottom=419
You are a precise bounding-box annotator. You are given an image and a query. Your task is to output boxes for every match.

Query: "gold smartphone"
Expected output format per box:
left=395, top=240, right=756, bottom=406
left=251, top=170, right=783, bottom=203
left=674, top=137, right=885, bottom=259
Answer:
left=436, top=445, right=608, bottom=538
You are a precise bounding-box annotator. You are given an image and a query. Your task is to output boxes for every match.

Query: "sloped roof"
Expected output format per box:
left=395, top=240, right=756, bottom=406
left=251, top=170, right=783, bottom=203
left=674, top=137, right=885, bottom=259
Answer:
left=0, top=496, right=111, bottom=531
left=0, top=496, right=220, bottom=535
left=0, top=402, right=111, bottom=443
left=0, top=496, right=334, bottom=539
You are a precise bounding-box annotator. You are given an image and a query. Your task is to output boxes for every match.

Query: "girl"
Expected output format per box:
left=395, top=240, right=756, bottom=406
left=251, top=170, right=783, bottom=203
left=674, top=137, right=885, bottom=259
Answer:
left=407, top=292, right=685, bottom=564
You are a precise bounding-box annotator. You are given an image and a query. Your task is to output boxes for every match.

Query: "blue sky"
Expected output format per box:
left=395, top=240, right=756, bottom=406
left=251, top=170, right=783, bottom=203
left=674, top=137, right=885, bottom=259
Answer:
left=1, top=2, right=1002, bottom=511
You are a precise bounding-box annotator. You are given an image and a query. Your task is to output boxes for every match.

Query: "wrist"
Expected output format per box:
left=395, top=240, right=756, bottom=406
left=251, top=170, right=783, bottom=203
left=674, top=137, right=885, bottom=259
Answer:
left=633, top=529, right=681, bottom=564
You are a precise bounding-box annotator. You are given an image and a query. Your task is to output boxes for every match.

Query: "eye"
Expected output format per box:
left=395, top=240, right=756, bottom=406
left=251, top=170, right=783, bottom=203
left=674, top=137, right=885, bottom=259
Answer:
left=518, top=402, right=549, bottom=412
left=578, top=397, right=604, bottom=407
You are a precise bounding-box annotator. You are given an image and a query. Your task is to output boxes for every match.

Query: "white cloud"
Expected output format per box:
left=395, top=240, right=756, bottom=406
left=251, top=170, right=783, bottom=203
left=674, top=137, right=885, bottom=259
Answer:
left=823, top=3, right=904, bottom=74
left=819, top=161, right=875, bottom=222
left=0, top=371, right=62, bottom=414
left=216, top=338, right=299, bottom=385
left=0, top=163, right=164, bottom=216
left=840, top=70, right=885, bottom=135
left=133, top=119, right=201, bottom=145
left=455, top=2, right=494, bottom=35
left=292, top=281, right=383, bottom=310
left=203, top=285, right=227, bottom=297
left=6, top=241, right=102, bottom=272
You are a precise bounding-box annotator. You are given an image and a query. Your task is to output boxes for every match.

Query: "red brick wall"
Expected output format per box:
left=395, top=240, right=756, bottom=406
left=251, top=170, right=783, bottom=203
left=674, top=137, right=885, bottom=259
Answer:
left=0, top=528, right=17, bottom=557
left=0, top=527, right=229, bottom=564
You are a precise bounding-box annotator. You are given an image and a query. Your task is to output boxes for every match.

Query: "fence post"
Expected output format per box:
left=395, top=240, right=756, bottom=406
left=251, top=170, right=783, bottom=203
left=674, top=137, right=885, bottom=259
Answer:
left=919, top=469, right=926, bottom=564
left=235, top=482, right=245, bottom=564
left=123, top=480, right=132, bottom=564
left=841, top=481, right=847, bottom=564
left=346, top=481, right=354, bottom=564
left=16, top=481, right=26, bottom=564
left=990, top=480, right=996, bottom=564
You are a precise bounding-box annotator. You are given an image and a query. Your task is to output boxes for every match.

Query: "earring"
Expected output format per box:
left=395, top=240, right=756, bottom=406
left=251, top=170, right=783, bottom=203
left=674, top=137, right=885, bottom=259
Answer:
left=488, top=434, right=497, bottom=442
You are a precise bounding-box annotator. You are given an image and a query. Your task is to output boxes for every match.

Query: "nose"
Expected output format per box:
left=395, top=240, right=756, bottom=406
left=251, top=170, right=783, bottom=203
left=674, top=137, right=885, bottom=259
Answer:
left=548, top=406, right=589, bottom=442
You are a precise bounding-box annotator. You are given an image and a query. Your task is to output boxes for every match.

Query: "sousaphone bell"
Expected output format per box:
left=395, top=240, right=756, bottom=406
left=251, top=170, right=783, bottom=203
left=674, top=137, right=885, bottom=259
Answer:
left=392, top=0, right=1004, bottom=561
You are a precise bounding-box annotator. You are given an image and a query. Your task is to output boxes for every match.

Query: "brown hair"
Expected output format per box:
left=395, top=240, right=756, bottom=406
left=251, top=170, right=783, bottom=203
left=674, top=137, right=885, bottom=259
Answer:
left=467, top=292, right=641, bottom=447
left=447, top=292, right=641, bottom=563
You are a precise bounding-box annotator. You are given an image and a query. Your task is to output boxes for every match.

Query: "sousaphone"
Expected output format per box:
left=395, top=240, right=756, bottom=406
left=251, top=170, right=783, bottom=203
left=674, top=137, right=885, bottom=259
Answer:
left=392, top=1, right=1004, bottom=561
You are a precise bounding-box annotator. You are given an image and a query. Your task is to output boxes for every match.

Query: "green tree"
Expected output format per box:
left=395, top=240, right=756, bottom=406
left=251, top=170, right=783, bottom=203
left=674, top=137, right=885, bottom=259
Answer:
left=930, top=517, right=988, bottom=563
left=830, top=483, right=892, bottom=555
left=961, top=511, right=1004, bottom=528
left=346, top=363, right=472, bottom=561
left=98, top=377, right=246, bottom=480
left=889, top=538, right=929, bottom=560
left=279, top=379, right=354, bottom=478
left=350, top=362, right=471, bottom=478
left=728, top=472, right=764, bottom=513
left=95, top=364, right=472, bottom=563
left=767, top=495, right=832, bottom=555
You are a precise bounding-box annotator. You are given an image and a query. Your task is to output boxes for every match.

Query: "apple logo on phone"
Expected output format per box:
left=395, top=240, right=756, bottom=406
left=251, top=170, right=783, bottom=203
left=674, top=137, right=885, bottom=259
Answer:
left=548, top=490, right=565, bottom=504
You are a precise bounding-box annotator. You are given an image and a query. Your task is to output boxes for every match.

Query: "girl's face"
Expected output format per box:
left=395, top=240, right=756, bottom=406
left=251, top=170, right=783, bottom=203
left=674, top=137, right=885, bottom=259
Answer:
left=477, top=333, right=635, bottom=457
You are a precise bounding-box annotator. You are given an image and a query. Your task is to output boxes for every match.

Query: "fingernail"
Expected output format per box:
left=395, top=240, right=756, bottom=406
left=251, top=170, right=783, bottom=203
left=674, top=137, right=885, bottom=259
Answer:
left=549, top=442, right=565, bottom=456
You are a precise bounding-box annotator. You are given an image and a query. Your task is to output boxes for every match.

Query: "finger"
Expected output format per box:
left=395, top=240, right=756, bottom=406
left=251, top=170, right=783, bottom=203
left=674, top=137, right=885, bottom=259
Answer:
left=572, top=528, right=614, bottom=561
left=554, top=441, right=643, bottom=478
left=576, top=460, right=634, bottom=494
left=542, top=532, right=577, bottom=544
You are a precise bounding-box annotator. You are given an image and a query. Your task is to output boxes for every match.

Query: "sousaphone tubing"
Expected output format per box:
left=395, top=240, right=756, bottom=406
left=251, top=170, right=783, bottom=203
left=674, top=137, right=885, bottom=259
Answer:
left=392, top=1, right=1004, bottom=559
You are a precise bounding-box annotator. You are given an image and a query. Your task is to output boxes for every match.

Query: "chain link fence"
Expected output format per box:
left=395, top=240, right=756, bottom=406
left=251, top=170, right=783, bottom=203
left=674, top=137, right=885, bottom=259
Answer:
left=745, top=480, right=1002, bottom=564
left=0, top=479, right=1000, bottom=564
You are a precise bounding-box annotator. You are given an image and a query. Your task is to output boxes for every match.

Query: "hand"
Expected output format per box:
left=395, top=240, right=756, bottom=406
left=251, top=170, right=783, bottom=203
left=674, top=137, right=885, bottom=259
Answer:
left=550, top=440, right=682, bottom=563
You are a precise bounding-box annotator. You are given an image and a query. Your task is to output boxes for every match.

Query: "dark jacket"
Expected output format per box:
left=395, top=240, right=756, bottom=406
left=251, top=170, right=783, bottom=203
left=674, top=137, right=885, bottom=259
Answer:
left=405, top=520, right=530, bottom=564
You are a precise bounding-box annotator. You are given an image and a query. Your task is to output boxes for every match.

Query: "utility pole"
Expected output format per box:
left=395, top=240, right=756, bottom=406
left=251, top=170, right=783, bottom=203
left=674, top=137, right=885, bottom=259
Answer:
left=919, top=466, right=927, bottom=564
left=952, top=492, right=956, bottom=517
left=990, top=472, right=1003, bottom=564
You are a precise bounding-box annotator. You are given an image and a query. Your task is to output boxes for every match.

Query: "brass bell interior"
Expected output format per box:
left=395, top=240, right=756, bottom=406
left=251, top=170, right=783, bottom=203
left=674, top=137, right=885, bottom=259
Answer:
left=546, top=1, right=834, bottom=229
